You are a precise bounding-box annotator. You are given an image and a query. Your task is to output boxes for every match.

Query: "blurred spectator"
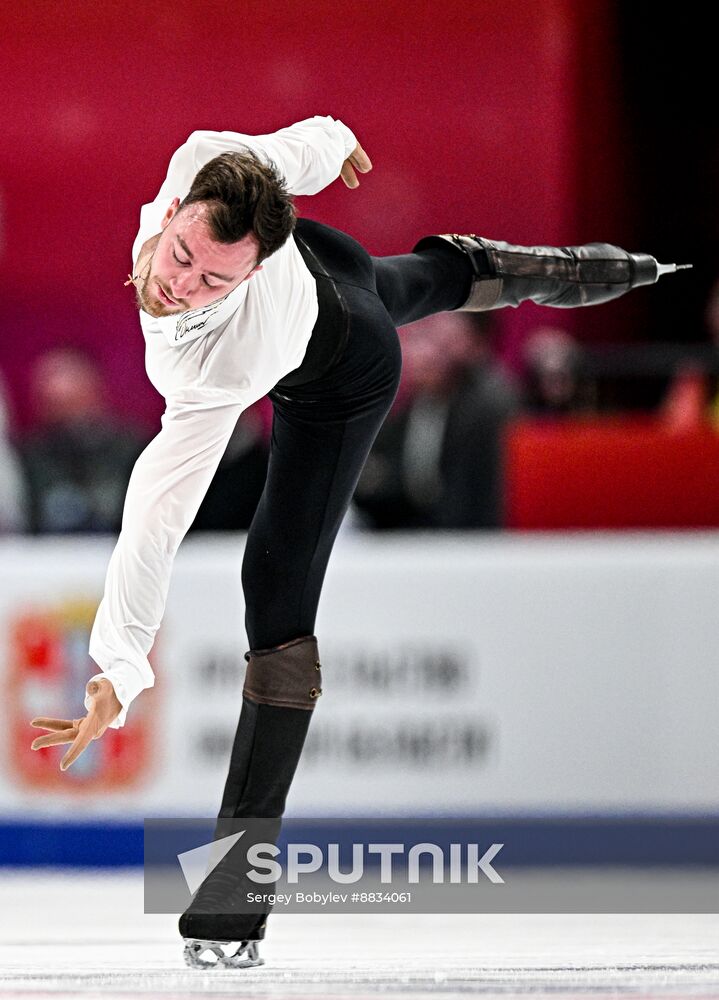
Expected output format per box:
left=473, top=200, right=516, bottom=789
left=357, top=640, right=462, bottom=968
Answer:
left=18, top=347, right=149, bottom=534
left=189, top=404, right=269, bottom=532
left=660, top=361, right=709, bottom=431
left=522, top=326, right=595, bottom=414
left=0, top=370, right=28, bottom=533
left=353, top=312, right=521, bottom=529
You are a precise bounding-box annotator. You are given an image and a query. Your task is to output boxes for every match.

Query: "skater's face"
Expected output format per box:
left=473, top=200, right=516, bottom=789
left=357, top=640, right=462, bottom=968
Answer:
left=134, top=198, right=264, bottom=318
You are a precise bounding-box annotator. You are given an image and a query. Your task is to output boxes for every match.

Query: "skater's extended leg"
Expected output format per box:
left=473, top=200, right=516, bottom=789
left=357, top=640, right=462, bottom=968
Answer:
left=410, top=233, right=673, bottom=312
left=371, top=229, right=681, bottom=328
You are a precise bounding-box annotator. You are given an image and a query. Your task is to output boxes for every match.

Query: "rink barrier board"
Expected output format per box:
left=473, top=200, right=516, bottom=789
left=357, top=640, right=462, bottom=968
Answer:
left=4, top=534, right=718, bottom=817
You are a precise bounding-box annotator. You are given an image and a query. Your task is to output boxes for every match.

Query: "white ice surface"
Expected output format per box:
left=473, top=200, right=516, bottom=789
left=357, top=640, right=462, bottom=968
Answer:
left=0, top=869, right=717, bottom=998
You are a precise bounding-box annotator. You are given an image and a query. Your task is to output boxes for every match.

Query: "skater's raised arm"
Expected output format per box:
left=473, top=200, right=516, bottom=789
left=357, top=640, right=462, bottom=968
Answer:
left=156, top=115, right=370, bottom=200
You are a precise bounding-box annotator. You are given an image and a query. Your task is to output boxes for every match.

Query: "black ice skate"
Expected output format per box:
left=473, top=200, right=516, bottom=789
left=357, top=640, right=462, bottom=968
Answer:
left=412, top=233, right=691, bottom=311
left=179, top=856, right=269, bottom=969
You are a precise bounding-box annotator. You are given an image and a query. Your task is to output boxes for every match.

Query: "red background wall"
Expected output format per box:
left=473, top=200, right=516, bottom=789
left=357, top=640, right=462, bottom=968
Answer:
left=0, top=0, right=632, bottom=434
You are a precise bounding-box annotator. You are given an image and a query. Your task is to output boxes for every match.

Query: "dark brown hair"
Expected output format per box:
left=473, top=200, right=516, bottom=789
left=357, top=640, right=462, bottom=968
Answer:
left=179, top=149, right=296, bottom=264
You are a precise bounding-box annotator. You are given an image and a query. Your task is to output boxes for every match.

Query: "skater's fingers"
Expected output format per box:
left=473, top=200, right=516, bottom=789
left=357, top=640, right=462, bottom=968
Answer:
left=350, top=143, right=372, bottom=172
left=31, top=727, right=79, bottom=750
left=30, top=683, right=119, bottom=765
left=60, top=716, right=97, bottom=772
left=341, top=160, right=359, bottom=188
left=30, top=717, right=75, bottom=731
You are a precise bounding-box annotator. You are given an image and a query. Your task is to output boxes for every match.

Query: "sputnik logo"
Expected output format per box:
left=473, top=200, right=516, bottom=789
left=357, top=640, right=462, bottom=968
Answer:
left=177, top=830, right=246, bottom=894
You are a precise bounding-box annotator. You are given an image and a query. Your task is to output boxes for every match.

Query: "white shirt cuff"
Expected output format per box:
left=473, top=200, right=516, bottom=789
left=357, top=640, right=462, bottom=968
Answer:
left=333, top=118, right=357, bottom=160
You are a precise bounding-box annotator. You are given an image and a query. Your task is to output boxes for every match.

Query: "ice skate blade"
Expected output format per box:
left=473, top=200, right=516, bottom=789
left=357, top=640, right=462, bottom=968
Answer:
left=183, top=937, right=264, bottom=969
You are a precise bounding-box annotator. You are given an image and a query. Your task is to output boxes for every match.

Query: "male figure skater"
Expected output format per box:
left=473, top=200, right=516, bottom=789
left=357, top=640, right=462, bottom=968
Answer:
left=29, top=115, right=687, bottom=968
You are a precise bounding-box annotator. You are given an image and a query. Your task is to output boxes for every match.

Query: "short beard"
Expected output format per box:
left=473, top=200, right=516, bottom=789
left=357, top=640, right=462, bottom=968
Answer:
left=132, top=240, right=184, bottom=319
left=135, top=272, right=185, bottom=319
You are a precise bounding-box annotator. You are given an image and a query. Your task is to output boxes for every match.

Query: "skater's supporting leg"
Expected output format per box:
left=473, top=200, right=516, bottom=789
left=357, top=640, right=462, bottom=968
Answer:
left=179, top=268, right=403, bottom=950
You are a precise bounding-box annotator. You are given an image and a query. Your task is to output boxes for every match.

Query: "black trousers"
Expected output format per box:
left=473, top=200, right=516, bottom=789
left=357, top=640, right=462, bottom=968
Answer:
left=241, top=217, right=472, bottom=650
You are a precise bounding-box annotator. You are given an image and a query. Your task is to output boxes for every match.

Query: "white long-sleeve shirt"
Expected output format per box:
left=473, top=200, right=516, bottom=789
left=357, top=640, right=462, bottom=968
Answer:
left=85, top=115, right=357, bottom=728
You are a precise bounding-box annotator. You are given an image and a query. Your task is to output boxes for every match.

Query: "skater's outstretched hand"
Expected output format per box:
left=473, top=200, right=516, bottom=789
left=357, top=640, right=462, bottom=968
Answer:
left=341, top=140, right=372, bottom=189
left=30, top=677, right=123, bottom=771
